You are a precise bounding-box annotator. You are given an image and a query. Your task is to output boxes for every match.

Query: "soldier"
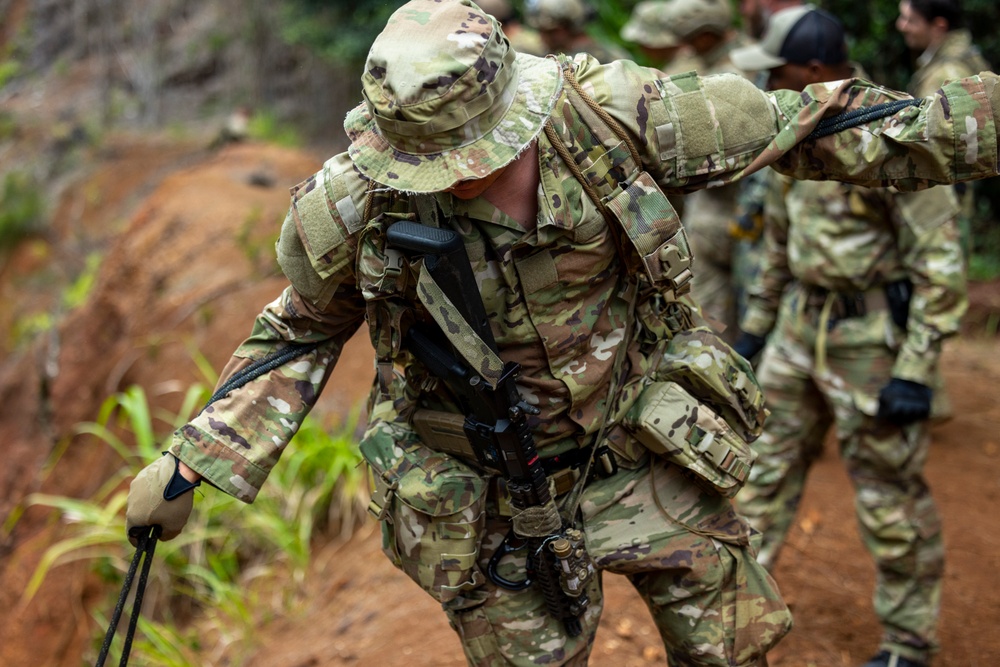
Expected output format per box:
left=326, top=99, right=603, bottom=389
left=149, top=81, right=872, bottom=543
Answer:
left=524, top=0, right=630, bottom=63
left=897, top=0, right=989, bottom=98
left=125, top=0, right=1000, bottom=665
left=663, top=0, right=754, bottom=342
left=896, top=0, right=988, bottom=422
left=730, top=7, right=966, bottom=667
left=620, top=1, right=685, bottom=71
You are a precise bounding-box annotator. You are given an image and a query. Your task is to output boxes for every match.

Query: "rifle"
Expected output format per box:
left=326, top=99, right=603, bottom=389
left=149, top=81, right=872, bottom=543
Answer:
left=386, top=220, right=593, bottom=637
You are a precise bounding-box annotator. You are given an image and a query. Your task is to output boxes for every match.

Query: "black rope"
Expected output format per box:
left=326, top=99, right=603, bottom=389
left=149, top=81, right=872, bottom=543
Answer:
left=96, top=526, right=161, bottom=667
left=808, top=98, right=922, bottom=140
left=205, top=341, right=321, bottom=407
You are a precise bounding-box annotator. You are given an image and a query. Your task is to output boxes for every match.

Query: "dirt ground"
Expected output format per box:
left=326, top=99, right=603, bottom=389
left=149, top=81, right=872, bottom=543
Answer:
left=241, top=335, right=1000, bottom=667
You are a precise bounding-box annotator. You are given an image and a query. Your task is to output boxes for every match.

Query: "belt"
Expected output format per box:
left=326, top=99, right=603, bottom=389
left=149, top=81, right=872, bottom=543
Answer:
left=411, top=409, right=618, bottom=498
left=794, top=282, right=893, bottom=376
left=799, top=283, right=889, bottom=322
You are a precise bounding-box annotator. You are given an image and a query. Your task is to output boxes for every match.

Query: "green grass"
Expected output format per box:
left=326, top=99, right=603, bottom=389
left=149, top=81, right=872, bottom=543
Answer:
left=0, top=170, right=44, bottom=250
left=24, top=381, right=367, bottom=666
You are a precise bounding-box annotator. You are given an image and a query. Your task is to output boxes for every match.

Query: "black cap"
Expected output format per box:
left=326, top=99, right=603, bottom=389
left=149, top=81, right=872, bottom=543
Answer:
left=731, top=6, right=847, bottom=71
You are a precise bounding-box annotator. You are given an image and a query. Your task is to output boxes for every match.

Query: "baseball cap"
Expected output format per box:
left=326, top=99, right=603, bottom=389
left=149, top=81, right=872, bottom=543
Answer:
left=621, top=2, right=680, bottom=48
left=729, top=5, right=847, bottom=72
left=344, top=0, right=562, bottom=193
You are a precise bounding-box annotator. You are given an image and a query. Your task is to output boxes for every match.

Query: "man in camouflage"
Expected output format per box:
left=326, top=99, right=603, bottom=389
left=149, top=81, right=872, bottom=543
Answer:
left=125, top=0, right=1000, bottom=664
left=730, top=8, right=967, bottom=667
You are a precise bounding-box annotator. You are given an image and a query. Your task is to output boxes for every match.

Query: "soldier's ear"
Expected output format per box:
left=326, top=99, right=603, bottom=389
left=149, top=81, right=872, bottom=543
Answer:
left=805, top=61, right=827, bottom=86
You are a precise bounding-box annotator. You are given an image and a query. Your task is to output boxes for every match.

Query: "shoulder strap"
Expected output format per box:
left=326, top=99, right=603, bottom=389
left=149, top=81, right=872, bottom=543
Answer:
left=546, top=56, right=692, bottom=300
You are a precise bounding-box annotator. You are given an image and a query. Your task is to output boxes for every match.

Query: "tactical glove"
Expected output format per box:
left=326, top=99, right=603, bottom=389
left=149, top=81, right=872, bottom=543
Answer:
left=733, top=331, right=768, bottom=362
left=876, top=378, right=933, bottom=426
left=126, top=454, right=200, bottom=547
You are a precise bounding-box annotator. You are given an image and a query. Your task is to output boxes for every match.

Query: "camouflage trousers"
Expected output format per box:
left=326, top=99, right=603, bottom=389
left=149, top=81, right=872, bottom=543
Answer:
left=736, top=290, right=944, bottom=663
left=442, top=455, right=791, bottom=666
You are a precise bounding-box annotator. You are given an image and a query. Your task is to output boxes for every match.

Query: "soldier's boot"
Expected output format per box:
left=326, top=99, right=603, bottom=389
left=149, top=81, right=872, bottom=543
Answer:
left=860, top=650, right=927, bottom=667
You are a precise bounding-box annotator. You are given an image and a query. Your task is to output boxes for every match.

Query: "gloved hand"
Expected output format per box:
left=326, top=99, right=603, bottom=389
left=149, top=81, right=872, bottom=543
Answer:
left=877, top=378, right=933, bottom=426
left=733, top=331, right=768, bottom=362
left=126, top=454, right=200, bottom=546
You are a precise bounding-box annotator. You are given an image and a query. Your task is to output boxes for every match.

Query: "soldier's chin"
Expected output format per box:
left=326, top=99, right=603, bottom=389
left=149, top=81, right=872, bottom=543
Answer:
left=446, top=169, right=504, bottom=199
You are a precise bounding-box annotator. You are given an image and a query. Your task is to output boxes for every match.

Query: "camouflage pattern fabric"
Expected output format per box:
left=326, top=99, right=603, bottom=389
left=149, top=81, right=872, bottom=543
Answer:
left=735, top=160, right=966, bottom=664
left=741, top=174, right=967, bottom=384
left=166, top=2, right=1000, bottom=663
left=737, top=301, right=945, bottom=664
left=907, top=29, right=991, bottom=98
left=909, top=28, right=992, bottom=306
left=446, top=455, right=790, bottom=666
left=670, top=33, right=756, bottom=342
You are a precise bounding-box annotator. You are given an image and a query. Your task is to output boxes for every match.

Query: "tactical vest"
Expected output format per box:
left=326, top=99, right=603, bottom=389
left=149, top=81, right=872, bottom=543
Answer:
left=355, top=57, right=696, bottom=410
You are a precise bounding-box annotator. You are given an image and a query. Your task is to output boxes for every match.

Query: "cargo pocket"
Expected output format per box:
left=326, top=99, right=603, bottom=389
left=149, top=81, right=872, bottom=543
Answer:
left=360, top=423, right=488, bottom=604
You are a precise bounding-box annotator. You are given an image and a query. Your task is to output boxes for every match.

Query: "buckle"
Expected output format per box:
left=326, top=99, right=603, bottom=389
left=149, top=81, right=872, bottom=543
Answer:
left=593, top=445, right=618, bottom=479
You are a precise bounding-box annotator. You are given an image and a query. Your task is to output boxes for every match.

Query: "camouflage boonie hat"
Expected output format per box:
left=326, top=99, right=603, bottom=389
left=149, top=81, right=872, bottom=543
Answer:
left=345, top=0, right=562, bottom=194
left=621, top=1, right=680, bottom=48
left=524, top=0, right=591, bottom=31
left=665, top=0, right=732, bottom=40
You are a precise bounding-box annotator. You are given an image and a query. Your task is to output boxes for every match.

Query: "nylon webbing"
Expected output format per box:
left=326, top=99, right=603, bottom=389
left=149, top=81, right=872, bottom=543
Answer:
left=206, top=341, right=321, bottom=407
left=416, top=262, right=505, bottom=386
left=808, top=98, right=922, bottom=140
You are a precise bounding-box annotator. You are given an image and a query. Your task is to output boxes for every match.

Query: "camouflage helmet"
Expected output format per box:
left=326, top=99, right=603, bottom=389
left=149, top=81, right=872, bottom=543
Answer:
left=664, top=0, right=733, bottom=40
left=621, top=1, right=680, bottom=48
left=524, top=0, right=592, bottom=31
left=344, top=0, right=562, bottom=193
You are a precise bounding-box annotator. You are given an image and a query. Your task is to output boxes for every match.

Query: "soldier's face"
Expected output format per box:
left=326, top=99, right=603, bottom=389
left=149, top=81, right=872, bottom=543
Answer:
left=896, top=0, right=934, bottom=51
left=766, top=63, right=810, bottom=93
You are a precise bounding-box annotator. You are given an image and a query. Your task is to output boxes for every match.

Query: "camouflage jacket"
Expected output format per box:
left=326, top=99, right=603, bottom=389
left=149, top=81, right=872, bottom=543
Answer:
left=676, top=33, right=755, bottom=267
left=170, top=54, right=1000, bottom=502
left=741, top=172, right=967, bottom=383
left=909, top=29, right=991, bottom=98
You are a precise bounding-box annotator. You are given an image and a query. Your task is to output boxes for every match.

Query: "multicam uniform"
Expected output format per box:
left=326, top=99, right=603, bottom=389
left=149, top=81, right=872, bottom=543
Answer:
left=166, top=19, right=999, bottom=667
left=909, top=28, right=990, bottom=98
left=907, top=31, right=990, bottom=422
left=674, top=34, right=755, bottom=342
left=736, top=169, right=967, bottom=663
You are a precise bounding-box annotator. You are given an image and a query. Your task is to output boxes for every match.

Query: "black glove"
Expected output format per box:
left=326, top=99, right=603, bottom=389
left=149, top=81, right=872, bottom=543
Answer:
left=876, top=378, right=933, bottom=426
left=733, top=332, right=768, bottom=361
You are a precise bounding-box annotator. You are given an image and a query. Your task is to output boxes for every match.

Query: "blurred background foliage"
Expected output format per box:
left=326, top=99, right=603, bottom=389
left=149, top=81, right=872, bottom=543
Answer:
left=282, top=0, right=1000, bottom=277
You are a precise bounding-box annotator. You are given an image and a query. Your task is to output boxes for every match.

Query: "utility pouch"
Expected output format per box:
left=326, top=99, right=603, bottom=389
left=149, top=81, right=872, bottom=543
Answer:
left=884, top=279, right=913, bottom=330
left=360, top=423, right=487, bottom=603
left=625, top=381, right=757, bottom=497
left=624, top=327, right=768, bottom=497
left=654, top=328, right=768, bottom=443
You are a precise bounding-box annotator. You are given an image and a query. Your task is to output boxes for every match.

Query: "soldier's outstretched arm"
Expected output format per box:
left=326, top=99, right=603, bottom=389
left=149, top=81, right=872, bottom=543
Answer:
left=125, top=157, right=370, bottom=543
left=580, top=56, right=998, bottom=193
